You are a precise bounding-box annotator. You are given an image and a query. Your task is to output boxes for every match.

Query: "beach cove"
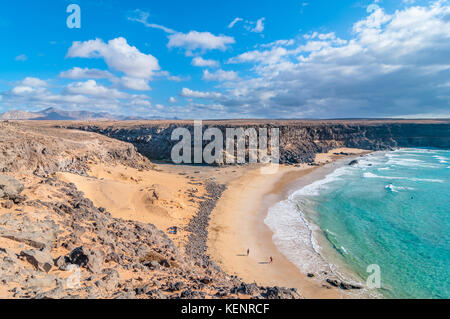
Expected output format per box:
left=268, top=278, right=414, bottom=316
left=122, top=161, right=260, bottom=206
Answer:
left=207, top=148, right=370, bottom=299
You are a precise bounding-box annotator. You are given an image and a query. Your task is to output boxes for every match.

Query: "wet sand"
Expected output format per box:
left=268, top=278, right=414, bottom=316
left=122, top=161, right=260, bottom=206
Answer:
left=207, top=148, right=369, bottom=299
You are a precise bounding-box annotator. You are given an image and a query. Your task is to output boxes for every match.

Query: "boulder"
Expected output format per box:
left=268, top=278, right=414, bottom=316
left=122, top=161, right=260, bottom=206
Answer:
left=86, top=250, right=104, bottom=274
left=20, top=249, right=53, bottom=273
left=69, top=247, right=89, bottom=267
left=326, top=278, right=340, bottom=287
left=339, top=282, right=362, bottom=290
left=1, top=200, right=13, bottom=209
left=54, top=255, right=70, bottom=271
left=69, top=247, right=104, bottom=274
left=95, top=268, right=120, bottom=292
left=348, top=160, right=359, bottom=166
left=0, top=175, right=24, bottom=199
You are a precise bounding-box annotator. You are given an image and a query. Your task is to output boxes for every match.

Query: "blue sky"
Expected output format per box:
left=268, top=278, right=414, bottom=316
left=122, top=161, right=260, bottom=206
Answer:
left=0, top=0, right=449, bottom=119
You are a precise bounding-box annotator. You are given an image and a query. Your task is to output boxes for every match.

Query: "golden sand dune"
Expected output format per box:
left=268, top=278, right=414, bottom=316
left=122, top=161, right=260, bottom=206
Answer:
left=58, top=164, right=205, bottom=248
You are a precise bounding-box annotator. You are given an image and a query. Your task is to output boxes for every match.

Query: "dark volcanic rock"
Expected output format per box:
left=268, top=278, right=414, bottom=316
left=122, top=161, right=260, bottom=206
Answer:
left=65, top=120, right=450, bottom=165
left=185, top=182, right=226, bottom=264
left=69, top=247, right=89, bottom=268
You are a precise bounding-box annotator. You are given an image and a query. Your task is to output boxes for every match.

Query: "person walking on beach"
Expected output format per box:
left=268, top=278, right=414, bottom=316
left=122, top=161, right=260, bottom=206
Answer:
left=247, top=249, right=250, bottom=256
left=269, top=257, right=273, bottom=264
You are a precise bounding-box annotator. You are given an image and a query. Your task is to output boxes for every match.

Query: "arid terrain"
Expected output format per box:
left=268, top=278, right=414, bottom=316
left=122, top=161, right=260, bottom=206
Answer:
left=0, top=119, right=448, bottom=299
left=0, top=121, right=299, bottom=299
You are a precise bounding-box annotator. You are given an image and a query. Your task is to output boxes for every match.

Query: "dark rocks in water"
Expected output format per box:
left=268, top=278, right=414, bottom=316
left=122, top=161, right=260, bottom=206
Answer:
left=340, top=282, right=362, bottom=290
left=348, top=160, right=359, bottom=166
left=326, top=278, right=340, bottom=287
left=307, top=273, right=315, bottom=278
left=326, top=278, right=362, bottom=290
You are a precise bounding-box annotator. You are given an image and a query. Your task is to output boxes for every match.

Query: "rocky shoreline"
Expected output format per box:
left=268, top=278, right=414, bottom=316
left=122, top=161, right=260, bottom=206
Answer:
left=0, top=122, right=300, bottom=299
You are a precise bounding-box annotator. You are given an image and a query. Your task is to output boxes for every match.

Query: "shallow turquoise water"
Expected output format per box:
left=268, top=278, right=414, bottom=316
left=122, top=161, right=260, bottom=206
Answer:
left=301, top=149, right=450, bottom=298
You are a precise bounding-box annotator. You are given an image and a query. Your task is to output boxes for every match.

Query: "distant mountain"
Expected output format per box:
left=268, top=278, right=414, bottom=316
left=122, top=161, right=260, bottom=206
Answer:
left=0, top=110, right=41, bottom=120
left=0, top=107, right=169, bottom=121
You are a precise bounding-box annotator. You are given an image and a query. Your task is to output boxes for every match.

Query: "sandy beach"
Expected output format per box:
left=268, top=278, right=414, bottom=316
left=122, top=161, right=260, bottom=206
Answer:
left=51, top=142, right=370, bottom=299
left=207, top=148, right=369, bottom=299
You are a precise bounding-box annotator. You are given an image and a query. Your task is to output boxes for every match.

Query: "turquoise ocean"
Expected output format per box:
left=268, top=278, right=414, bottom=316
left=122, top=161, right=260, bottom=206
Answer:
left=265, top=148, right=449, bottom=299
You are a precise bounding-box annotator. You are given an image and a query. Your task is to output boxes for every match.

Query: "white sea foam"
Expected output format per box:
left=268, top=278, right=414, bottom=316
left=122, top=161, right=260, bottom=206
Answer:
left=385, top=184, right=415, bottom=192
left=364, top=172, right=444, bottom=183
left=290, top=166, right=351, bottom=197
left=386, top=155, right=440, bottom=168
left=434, top=155, right=449, bottom=164
left=265, top=200, right=329, bottom=275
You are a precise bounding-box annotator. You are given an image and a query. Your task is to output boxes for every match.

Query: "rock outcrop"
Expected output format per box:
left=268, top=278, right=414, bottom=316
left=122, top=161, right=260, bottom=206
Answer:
left=0, top=122, right=300, bottom=299
left=64, top=119, right=450, bottom=164
left=0, top=121, right=152, bottom=176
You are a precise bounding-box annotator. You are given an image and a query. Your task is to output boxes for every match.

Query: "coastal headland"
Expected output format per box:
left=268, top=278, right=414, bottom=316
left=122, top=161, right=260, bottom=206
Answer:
left=0, top=119, right=448, bottom=299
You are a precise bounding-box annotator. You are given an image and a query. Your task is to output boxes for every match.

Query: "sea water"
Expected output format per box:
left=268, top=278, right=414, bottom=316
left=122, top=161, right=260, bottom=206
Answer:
left=265, top=149, right=450, bottom=299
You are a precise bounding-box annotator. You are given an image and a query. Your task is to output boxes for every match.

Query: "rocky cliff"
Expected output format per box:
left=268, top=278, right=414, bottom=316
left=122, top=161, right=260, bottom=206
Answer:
left=64, top=120, right=450, bottom=164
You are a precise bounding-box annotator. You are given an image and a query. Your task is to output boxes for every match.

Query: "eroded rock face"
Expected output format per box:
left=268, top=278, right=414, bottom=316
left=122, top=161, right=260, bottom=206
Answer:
left=0, top=121, right=152, bottom=176
left=66, top=120, right=450, bottom=164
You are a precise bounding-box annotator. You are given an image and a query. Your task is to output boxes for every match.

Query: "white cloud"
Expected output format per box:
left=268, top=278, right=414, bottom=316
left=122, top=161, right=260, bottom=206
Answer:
left=192, top=57, right=219, bottom=67
left=67, top=37, right=160, bottom=79
left=12, top=86, right=36, bottom=95
left=119, top=77, right=151, bottom=91
left=65, top=80, right=128, bottom=99
left=228, top=17, right=243, bottom=28
left=204, top=1, right=450, bottom=118
left=15, top=54, right=27, bottom=62
left=3, top=79, right=150, bottom=114
left=230, top=17, right=266, bottom=34
left=180, top=88, right=222, bottom=99
left=229, top=46, right=290, bottom=65
left=21, top=77, right=48, bottom=87
left=59, top=67, right=113, bottom=80
left=169, top=97, right=176, bottom=103
left=168, top=31, right=235, bottom=53
left=203, top=69, right=239, bottom=81
left=260, top=39, right=295, bottom=48
left=251, top=18, right=265, bottom=33
left=127, top=10, right=176, bottom=34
